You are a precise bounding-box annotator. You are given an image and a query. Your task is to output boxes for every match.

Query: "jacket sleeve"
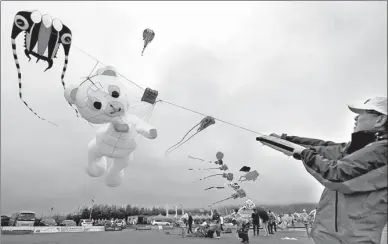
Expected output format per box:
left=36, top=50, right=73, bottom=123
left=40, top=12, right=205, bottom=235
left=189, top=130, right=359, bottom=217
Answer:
left=283, top=134, right=348, bottom=160
left=300, top=142, right=387, bottom=194
left=282, top=133, right=346, bottom=147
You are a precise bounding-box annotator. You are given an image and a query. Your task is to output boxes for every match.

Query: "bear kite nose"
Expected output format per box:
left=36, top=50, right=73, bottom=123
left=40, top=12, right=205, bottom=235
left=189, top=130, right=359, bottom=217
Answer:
left=106, top=101, right=124, bottom=117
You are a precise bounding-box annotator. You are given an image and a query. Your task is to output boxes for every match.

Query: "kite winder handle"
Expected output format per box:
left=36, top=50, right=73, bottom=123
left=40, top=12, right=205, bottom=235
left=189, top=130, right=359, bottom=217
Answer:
left=256, top=135, right=302, bottom=156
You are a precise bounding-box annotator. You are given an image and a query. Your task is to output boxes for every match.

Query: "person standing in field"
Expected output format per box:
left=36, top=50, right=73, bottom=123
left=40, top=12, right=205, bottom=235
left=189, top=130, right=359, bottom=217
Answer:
left=187, top=213, right=193, bottom=234
left=251, top=208, right=260, bottom=236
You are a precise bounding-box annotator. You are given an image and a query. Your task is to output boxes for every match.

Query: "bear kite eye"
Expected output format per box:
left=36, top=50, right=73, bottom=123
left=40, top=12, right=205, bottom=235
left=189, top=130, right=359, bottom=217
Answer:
left=87, top=97, right=102, bottom=111
left=112, top=91, right=119, bottom=98
left=108, top=85, right=120, bottom=98
left=93, top=102, right=102, bottom=110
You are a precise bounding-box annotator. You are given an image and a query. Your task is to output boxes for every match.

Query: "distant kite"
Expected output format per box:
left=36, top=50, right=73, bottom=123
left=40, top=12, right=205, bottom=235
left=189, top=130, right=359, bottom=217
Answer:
left=165, top=116, right=215, bottom=155
left=141, top=88, right=159, bottom=104
left=209, top=188, right=247, bottom=206
left=141, top=28, right=155, bottom=56
left=239, top=170, right=259, bottom=182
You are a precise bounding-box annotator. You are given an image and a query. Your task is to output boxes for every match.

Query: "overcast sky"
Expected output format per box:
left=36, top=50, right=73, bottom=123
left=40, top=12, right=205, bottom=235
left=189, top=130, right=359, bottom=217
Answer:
left=1, top=1, right=387, bottom=216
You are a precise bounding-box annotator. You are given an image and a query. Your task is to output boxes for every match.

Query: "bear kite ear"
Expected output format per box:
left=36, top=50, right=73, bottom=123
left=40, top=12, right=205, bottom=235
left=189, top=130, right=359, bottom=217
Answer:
left=95, top=65, right=118, bottom=77
left=64, top=84, right=79, bottom=104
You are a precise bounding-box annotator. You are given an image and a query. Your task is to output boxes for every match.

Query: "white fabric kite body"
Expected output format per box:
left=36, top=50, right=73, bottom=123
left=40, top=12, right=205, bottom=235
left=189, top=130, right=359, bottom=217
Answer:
left=64, top=66, right=157, bottom=187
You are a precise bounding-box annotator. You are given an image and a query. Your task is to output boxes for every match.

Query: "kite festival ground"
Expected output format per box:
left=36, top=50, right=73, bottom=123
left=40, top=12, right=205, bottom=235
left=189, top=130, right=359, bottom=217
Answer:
left=2, top=227, right=387, bottom=244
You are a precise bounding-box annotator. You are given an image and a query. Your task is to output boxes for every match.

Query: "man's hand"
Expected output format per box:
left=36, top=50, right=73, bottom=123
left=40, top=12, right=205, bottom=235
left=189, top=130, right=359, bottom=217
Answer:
left=293, top=146, right=307, bottom=160
left=269, top=133, right=281, bottom=138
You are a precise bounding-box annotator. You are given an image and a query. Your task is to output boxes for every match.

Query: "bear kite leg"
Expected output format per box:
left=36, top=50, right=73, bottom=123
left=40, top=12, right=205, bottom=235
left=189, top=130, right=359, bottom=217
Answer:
left=105, top=153, right=133, bottom=187
left=86, top=139, right=107, bottom=177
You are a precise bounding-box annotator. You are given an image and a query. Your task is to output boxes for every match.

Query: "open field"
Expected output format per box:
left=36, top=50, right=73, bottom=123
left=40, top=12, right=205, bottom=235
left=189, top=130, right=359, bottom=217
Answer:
left=1, top=226, right=386, bottom=244
left=0, top=228, right=313, bottom=244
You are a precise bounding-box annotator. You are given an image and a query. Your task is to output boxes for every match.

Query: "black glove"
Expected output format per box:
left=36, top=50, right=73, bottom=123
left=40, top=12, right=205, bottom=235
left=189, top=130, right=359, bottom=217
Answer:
left=269, top=133, right=288, bottom=139
left=292, top=147, right=306, bottom=160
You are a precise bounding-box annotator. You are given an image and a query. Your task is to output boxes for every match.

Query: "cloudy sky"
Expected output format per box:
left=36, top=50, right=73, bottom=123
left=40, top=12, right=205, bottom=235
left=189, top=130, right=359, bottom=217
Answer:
left=1, top=1, right=386, bottom=215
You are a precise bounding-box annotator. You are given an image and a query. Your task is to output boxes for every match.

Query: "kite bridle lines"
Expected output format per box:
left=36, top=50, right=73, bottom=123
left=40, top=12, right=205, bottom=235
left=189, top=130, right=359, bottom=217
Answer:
left=65, top=44, right=266, bottom=137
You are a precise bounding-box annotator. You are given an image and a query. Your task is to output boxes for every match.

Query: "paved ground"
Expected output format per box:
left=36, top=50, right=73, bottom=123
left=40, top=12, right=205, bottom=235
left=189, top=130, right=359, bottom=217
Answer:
left=1, top=227, right=386, bottom=244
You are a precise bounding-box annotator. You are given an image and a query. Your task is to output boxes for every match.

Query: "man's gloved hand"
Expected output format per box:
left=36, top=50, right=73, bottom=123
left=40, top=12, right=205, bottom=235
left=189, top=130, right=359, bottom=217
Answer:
left=269, top=133, right=281, bottom=138
left=293, top=146, right=308, bottom=160
left=269, top=133, right=287, bottom=139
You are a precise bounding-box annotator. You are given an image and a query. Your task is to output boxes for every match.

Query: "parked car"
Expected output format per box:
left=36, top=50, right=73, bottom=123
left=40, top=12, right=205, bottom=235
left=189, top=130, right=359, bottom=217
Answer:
left=34, top=218, right=45, bottom=226
left=151, top=220, right=171, bottom=226
left=40, top=219, right=57, bottom=226
left=116, top=219, right=127, bottom=228
left=80, top=219, right=93, bottom=227
left=1, top=215, right=10, bottom=226
left=8, top=211, right=36, bottom=227
left=59, top=220, right=76, bottom=226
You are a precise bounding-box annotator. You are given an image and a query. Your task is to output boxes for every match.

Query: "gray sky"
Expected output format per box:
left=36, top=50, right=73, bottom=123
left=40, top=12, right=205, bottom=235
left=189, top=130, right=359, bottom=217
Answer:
left=1, top=1, right=387, bottom=215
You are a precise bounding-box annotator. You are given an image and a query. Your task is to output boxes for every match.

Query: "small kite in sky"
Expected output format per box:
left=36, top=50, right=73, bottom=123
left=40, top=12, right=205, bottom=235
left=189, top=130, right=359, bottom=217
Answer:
left=209, top=188, right=247, bottom=206
left=192, top=172, right=234, bottom=183
left=239, top=166, right=251, bottom=172
left=141, top=88, right=159, bottom=104
left=165, top=116, right=215, bottom=155
left=141, top=28, right=155, bottom=56
left=239, top=170, right=259, bottom=182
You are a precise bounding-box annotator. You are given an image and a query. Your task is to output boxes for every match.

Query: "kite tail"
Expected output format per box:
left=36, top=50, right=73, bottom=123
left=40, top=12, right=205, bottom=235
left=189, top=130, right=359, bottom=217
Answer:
left=165, top=122, right=201, bottom=155
left=11, top=38, right=58, bottom=127
left=208, top=197, right=234, bottom=207
left=192, top=174, right=222, bottom=183
left=141, top=41, right=149, bottom=56
left=189, top=167, right=219, bottom=171
left=165, top=130, right=200, bottom=155
left=203, top=174, right=223, bottom=180
left=204, top=187, right=225, bottom=191
left=201, top=167, right=220, bottom=170
left=61, top=55, right=79, bottom=117
left=188, top=155, right=205, bottom=161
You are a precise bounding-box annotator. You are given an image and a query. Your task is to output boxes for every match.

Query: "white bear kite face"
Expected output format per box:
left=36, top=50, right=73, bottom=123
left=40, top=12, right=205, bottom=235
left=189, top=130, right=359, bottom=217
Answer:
left=65, top=67, right=130, bottom=124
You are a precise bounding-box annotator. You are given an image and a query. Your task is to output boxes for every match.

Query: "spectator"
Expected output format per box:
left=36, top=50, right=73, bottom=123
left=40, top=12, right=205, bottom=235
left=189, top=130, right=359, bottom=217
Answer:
left=187, top=213, right=193, bottom=234
left=272, top=96, right=388, bottom=244
left=256, top=207, right=269, bottom=236
left=220, top=215, right=224, bottom=232
left=251, top=209, right=260, bottom=236
left=268, top=210, right=277, bottom=234
left=300, top=209, right=310, bottom=236
left=211, top=209, right=221, bottom=239
left=233, top=217, right=250, bottom=244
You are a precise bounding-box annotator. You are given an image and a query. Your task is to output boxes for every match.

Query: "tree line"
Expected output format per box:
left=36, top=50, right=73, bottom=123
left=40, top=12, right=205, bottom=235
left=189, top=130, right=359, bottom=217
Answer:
left=49, top=202, right=317, bottom=223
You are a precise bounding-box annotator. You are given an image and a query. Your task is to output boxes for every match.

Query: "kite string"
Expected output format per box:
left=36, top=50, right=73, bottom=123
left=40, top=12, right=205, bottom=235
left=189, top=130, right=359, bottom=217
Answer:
left=71, top=44, right=264, bottom=136
left=73, top=45, right=145, bottom=91
left=89, top=61, right=100, bottom=77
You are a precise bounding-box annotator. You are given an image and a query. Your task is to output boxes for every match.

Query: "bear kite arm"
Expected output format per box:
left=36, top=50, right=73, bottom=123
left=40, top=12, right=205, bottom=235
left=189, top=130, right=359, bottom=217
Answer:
left=122, top=114, right=157, bottom=139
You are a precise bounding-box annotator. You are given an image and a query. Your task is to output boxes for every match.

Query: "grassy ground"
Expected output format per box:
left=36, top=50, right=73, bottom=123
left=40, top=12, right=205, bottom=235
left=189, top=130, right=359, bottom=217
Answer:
left=1, top=228, right=313, bottom=244
left=1, top=227, right=386, bottom=244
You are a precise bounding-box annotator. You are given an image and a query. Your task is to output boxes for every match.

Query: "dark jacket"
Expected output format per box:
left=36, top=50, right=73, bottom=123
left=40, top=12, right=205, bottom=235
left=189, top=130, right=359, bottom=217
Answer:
left=212, top=212, right=220, bottom=224
left=257, top=209, right=269, bottom=222
left=283, top=130, right=387, bottom=244
left=188, top=216, right=193, bottom=225
left=251, top=212, right=260, bottom=224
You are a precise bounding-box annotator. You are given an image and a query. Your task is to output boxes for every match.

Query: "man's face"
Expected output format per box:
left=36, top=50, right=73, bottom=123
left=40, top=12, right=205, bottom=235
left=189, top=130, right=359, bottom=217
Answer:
left=353, top=111, right=385, bottom=132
